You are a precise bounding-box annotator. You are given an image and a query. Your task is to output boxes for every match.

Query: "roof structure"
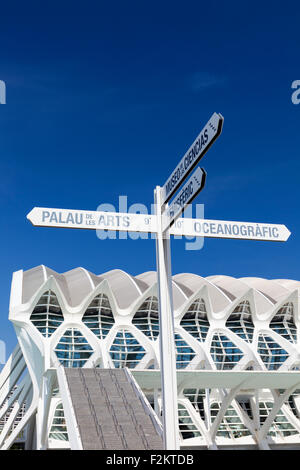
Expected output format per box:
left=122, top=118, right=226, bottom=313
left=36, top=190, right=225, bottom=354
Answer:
left=18, top=265, right=300, bottom=312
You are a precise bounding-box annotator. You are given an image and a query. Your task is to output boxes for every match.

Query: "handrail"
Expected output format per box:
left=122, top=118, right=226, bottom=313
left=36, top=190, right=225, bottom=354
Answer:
left=125, top=367, right=163, bottom=437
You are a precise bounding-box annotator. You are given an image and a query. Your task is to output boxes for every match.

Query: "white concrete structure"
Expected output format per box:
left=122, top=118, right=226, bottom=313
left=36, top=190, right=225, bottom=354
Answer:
left=2, top=265, right=300, bottom=450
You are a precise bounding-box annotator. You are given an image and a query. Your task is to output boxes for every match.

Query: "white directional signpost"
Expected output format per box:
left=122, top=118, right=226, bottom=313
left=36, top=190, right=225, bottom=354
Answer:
left=162, top=112, right=223, bottom=204
left=162, top=166, right=206, bottom=231
left=26, top=112, right=291, bottom=451
left=156, top=112, right=223, bottom=450
left=171, top=217, right=291, bottom=242
left=26, top=207, right=158, bottom=234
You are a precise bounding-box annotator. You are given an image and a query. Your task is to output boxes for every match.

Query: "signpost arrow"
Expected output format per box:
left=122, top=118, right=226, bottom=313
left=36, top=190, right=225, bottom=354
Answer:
left=162, top=166, right=206, bottom=231
left=161, top=112, right=223, bottom=205
left=26, top=207, right=157, bottom=233
left=170, top=217, right=291, bottom=242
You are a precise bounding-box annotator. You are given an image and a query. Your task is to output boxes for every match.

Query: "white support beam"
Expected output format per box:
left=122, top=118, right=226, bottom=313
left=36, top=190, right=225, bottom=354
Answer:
left=0, top=375, right=27, bottom=423
left=56, top=366, right=83, bottom=450
left=132, top=370, right=300, bottom=391
left=210, top=380, right=248, bottom=441
left=258, top=381, right=300, bottom=441
left=36, top=370, right=57, bottom=450
left=0, top=353, right=26, bottom=410
left=0, top=345, right=23, bottom=393
left=0, top=378, right=32, bottom=448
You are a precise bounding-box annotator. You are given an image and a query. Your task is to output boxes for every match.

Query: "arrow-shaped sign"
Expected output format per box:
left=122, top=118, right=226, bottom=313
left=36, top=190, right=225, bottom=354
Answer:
left=161, top=112, right=223, bottom=205
left=162, top=166, right=206, bottom=231
left=26, top=207, right=157, bottom=233
left=171, top=217, right=291, bottom=242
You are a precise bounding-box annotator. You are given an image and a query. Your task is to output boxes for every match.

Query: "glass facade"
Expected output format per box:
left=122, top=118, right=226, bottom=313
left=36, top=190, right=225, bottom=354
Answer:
left=180, top=298, right=209, bottom=342
left=238, top=398, right=253, bottom=420
left=49, top=402, right=68, bottom=441
left=175, top=333, right=196, bottom=369
left=257, top=334, right=289, bottom=370
left=30, top=290, right=64, bottom=338
left=270, top=302, right=297, bottom=344
left=178, top=403, right=201, bottom=439
left=211, top=403, right=251, bottom=438
left=109, top=329, right=146, bottom=368
left=183, top=388, right=206, bottom=420
left=259, top=401, right=299, bottom=437
left=287, top=389, right=300, bottom=418
left=82, top=293, right=114, bottom=339
left=226, top=301, right=254, bottom=343
left=132, top=296, right=159, bottom=341
left=210, top=334, right=243, bottom=370
left=54, top=328, right=93, bottom=367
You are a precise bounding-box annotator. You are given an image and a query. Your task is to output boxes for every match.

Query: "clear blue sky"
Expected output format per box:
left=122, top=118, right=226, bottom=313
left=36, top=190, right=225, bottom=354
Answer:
left=0, top=0, right=299, bottom=358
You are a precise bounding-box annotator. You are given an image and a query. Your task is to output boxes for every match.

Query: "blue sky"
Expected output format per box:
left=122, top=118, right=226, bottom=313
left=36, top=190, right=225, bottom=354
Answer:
left=0, top=0, right=299, bottom=358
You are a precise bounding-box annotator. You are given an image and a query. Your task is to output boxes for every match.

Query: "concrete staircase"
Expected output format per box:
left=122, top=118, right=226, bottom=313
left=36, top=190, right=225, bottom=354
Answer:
left=64, top=368, right=163, bottom=450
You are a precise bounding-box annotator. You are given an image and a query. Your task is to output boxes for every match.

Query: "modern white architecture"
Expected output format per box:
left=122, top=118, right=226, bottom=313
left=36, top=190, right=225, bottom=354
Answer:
left=1, top=265, right=300, bottom=450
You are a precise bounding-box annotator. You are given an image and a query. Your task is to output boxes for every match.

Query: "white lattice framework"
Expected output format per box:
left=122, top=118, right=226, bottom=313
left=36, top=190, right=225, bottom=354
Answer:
left=1, top=266, right=300, bottom=449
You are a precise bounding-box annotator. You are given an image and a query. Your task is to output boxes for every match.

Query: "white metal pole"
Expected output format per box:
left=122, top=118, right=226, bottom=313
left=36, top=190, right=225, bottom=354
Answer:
left=154, top=186, right=180, bottom=450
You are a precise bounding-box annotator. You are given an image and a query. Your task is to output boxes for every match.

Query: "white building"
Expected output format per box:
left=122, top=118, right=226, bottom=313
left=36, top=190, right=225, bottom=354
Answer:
left=1, top=265, right=300, bottom=450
